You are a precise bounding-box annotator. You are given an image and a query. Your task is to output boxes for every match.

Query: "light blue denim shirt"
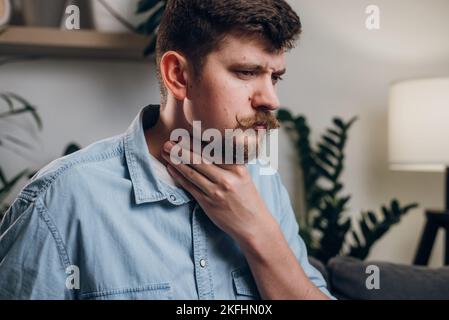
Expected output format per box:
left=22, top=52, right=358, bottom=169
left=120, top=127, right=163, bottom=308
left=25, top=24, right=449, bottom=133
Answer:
left=0, top=105, right=332, bottom=300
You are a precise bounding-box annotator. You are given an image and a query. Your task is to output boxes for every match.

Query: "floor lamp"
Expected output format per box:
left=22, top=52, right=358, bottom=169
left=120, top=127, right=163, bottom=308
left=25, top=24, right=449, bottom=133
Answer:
left=389, top=77, right=449, bottom=265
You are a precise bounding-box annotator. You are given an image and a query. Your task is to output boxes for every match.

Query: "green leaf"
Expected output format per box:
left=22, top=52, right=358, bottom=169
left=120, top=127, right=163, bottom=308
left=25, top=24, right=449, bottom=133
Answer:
left=333, top=163, right=344, bottom=180
left=277, top=109, right=294, bottom=122
left=63, top=143, right=81, bottom=156
left=326, top=128, right=341, bottom=138
left=0, top=93, right=14, bottom=112
left=0, top=167, right=7, bottom=185
left=391, top=199, right=400, bottom=213
left=27, top=171, right=37, bottom=179
left=402, top=203, right=419, bottom=213
left=143, top=34, right=158, bottom=56
left=330, top=183, right=343, bottom=196
left=316, top=152, right=334, bottom=168
left=0, top=169, right=28, bottom=204
left=337, top=196, right=351, bottom=212
left=367, top=211, right=377, bottom=225
left=352, top=230, right=362, bottom=247
left=341, top=219, right=351, bottom=234
left=6, top=92, right=29, bottom=106
left=136, top=0, right=162, bottom=14
left=315, top=163, right=334, bottom=181
left=359, top=219, right=371, bottom=238
left=294, top=116, right=307, bottom=128
left=318, top=143, right=338, bottom=159
left=136, top=3, right=165, bottom=35
left=25, top=105, right=43, bottom=130
left=322, top=135, right=339, bottom=150
left=345, top=116, right=358, bottom=130
left=333, top=117, right=358, bottom=131
left=381, top=205, right=390, bottom=218
left=333, top=118, right=345, bottom=130
left=2, top=93, right=42, bottom=130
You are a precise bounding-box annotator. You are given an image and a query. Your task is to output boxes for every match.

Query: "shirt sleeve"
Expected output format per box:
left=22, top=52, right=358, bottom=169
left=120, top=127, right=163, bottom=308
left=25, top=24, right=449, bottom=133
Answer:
left=276, top=176, right=336, bottom=299
left=0, top=196, right=74, bottom=299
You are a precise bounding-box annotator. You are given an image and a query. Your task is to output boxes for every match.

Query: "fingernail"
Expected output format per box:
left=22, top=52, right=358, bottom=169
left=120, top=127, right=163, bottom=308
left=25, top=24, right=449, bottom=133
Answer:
left=163, top=142, right=173, bottom=152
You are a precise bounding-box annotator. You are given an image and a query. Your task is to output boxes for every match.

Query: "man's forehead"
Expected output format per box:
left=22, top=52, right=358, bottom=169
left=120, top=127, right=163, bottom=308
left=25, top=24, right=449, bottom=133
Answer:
left=213, top=34, right=286, bottom=70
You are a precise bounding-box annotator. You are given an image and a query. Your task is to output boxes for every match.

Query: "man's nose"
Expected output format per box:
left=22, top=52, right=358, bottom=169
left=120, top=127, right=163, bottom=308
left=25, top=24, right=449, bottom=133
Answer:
left=251, top=79, right=281, bottom=112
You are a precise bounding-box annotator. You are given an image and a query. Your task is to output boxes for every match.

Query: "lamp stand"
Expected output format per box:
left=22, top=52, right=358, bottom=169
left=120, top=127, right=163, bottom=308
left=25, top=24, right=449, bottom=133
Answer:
left=414, top=167, right=449, bottom=265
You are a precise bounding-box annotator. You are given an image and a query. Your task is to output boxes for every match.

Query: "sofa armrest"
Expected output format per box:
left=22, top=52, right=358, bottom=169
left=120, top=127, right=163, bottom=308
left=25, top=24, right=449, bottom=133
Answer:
left=327, top=256, right=449, bottom=300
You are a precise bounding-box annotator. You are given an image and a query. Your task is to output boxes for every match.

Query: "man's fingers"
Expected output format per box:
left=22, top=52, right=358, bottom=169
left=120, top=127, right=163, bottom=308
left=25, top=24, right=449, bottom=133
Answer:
left=162, top=152, right=215, bottom=196
left=163, top=143, right=224, bottom=183
left=166, top=164, right=207, bottom=200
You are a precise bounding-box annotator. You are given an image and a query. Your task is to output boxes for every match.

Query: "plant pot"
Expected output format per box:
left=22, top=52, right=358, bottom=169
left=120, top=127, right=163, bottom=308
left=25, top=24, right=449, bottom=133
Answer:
left=90, top=0, right=151, bottom=33
left=0, top=0, right=11, bottom=27
left=21, top=0, right=66, bottom=27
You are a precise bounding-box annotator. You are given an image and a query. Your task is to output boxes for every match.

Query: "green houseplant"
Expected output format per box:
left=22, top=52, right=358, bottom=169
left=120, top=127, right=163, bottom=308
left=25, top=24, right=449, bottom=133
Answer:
left=277, top=108, right=418, bottom=264
left=0, top=92, right=41, bottom=217
left=83, top=0, right=165, bottom=56
left=0, top=93, right=80, bottom=219
left=135, top=0, right=167, bottom=56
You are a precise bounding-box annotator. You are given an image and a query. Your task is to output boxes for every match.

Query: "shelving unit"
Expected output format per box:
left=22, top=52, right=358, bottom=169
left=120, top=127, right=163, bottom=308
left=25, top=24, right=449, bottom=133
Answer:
left=0, top=26, right=151, bottom=61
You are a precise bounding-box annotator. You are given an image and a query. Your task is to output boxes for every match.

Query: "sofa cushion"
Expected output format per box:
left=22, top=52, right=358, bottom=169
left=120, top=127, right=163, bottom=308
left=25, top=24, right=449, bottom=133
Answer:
left=308, top=256, right=329, bottom=285
left=327, top=256, right=449, bottom=300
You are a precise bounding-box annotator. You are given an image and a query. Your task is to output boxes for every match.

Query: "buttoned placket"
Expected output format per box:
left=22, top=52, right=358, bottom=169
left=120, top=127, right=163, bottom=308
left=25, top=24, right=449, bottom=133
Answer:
left=191, top=203, right=215, bottom=299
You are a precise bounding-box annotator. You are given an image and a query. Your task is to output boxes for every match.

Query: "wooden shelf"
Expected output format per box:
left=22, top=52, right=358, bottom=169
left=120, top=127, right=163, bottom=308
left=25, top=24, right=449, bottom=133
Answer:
left=0, top=26, right=152, bottom=61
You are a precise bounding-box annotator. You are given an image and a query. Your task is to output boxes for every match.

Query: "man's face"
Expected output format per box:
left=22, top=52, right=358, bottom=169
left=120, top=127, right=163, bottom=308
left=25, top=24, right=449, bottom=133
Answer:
left=183, top=34, right=285, bottom=162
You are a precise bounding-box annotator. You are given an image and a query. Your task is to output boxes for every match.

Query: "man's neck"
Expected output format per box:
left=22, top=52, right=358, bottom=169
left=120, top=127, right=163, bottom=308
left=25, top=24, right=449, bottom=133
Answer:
left=145, top=100, right=189, bottom=166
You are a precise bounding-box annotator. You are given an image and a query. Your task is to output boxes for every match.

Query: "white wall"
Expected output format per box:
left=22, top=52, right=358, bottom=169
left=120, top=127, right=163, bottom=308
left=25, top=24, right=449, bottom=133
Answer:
left=1, top=0, right=449, bottom=266
left=0, top=59, right=158, bottom=200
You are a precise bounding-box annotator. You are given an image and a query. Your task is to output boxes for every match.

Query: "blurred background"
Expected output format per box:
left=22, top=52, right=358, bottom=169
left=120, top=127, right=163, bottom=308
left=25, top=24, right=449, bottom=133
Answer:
left=1, top=0, right=449, bottom=268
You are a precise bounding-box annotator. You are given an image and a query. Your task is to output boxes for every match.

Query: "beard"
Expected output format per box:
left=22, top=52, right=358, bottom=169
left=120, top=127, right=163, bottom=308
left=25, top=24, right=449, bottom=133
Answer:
left=199, top=111, right=279, bottom=164
left=230, top=110, right=279, bottom=164
left=176, top=110, right=279, bottom=165
left=222, top=129, right=267, bottom=164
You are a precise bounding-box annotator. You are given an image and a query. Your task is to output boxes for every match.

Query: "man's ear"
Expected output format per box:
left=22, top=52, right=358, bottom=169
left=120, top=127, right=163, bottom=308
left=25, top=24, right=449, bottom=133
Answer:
left=160, top=51, right=190, bottom=101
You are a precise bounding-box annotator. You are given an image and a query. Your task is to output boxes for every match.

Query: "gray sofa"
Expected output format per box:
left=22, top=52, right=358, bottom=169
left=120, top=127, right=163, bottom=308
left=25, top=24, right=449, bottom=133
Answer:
left=310, top=256, right=449, bottom=300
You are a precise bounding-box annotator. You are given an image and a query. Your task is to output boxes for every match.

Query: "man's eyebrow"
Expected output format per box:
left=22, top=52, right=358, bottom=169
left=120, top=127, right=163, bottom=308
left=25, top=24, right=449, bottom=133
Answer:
left=229, top=63, right=286, bottom=75
left=273, top=68, right=286, bottom=76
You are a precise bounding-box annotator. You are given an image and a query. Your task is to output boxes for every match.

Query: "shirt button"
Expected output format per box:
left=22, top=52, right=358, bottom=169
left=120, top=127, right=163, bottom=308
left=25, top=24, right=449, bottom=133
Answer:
left=169, top=195, right=177, bottom=202
left=200, top=259, right=206, bottom=268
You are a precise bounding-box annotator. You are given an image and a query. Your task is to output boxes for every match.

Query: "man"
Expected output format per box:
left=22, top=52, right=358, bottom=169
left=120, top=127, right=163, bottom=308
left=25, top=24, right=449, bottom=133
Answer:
left=0, top=0, right=333, bottom=299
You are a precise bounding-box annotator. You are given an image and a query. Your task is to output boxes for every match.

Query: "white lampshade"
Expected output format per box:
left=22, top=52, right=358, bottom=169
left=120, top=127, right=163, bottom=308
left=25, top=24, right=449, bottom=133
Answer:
left=389, top=77, right=449, bottom=172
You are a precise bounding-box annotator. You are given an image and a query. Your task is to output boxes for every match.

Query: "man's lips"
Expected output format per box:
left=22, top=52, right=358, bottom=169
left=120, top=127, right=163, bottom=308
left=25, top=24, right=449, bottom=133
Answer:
left=252, top=122, right=268, bottom=130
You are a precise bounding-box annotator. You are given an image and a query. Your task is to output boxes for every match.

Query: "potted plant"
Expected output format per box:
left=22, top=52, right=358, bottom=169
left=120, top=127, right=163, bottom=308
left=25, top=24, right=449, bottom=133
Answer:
left=0, top=92, right=41, bottom=217
left=0, top=93, right=80, bottom=219
left=90, top=0, right=160, bottom=33
left=277, top=108, right=418, bottom=263
left=21, top=0, right=67, bottom=27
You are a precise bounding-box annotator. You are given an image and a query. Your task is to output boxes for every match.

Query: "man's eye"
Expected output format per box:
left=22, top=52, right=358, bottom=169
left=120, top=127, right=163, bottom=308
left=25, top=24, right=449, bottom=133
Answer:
left=272, top=75, right=284, bottom=84
left=237, top=70, right=256, bottom=78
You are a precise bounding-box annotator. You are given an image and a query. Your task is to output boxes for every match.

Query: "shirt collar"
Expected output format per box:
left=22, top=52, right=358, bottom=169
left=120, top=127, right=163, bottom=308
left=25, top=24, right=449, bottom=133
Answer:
left=123, top=105, right=193, bottom=205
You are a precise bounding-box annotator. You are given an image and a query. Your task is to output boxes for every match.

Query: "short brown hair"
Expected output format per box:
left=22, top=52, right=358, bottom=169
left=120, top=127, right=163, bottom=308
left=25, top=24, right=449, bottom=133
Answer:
left=156, top=0, right=302, bottom=105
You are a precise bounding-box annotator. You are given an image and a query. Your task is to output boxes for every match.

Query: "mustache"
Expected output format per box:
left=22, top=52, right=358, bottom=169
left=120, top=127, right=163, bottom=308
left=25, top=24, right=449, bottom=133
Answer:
left=235, top=111, right=280, bottom=130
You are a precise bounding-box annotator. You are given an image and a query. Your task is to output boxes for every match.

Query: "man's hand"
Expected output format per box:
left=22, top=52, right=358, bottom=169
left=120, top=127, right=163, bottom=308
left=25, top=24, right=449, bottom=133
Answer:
left=161, top=140, right=274, bottom=244
left=161, top=140, right=331, bottom=300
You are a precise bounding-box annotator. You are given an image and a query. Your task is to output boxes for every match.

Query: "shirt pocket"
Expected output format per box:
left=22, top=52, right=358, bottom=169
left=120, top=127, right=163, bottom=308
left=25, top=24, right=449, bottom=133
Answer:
left=231, top=267, right=261, bottom=300
left=80, top=282, right=172, bottom=300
